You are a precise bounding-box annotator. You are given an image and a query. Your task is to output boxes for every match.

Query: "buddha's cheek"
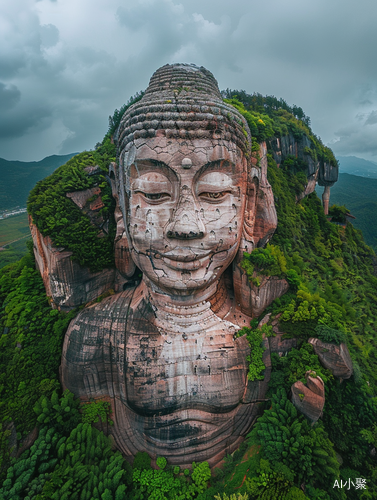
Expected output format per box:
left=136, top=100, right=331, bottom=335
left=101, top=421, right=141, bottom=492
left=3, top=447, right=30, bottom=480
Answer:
left=202, top=199, right=242, bottom=252
left=129, top=205, right=171, bottom=254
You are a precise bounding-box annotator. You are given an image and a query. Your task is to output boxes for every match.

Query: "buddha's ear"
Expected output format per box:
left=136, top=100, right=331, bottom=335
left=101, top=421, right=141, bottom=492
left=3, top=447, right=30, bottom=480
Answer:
left=237, top=143, right=277, bottom=256
left=233, top=143, right=278, bottom=315
left=109, top=162, right=136, bottom=280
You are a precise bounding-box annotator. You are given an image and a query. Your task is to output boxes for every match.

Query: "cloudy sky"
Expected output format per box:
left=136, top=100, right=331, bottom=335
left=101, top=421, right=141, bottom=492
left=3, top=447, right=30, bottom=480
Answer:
left=1, top=0, right=377, bottom=162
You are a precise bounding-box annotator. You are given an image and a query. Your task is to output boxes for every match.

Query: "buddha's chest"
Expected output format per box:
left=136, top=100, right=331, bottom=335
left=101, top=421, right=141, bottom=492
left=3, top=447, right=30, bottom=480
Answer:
left=123, top=316, right=250, bottom=414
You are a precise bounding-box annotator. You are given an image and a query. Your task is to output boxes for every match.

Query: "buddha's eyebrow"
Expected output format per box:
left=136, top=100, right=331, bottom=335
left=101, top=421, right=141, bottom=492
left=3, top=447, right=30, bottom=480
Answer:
left=134, top=159, right=169, bottom=169
left=196, top=159, right=236, bottom=176
left=132, top=159, right=178, bottom=180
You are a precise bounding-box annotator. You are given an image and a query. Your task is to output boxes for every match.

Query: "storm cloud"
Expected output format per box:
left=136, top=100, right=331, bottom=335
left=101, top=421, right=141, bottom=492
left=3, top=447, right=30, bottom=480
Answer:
left=1, top=0, right=377, bottom=161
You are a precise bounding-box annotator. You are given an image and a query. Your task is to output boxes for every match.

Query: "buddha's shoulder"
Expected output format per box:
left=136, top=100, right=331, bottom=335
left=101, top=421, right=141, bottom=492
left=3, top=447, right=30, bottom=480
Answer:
left=65, top=287, right=136, bottom=344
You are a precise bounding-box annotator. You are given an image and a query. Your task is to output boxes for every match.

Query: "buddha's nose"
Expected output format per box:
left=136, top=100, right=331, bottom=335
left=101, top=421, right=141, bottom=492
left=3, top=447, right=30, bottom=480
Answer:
left=166, top=186, right=205, bottom=240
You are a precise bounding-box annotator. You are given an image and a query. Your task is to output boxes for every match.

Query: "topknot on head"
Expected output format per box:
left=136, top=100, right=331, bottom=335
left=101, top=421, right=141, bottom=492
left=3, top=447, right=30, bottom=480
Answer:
left=144, top=63, right=222, bottom=99
left=116, top=63, right=252, bottom=160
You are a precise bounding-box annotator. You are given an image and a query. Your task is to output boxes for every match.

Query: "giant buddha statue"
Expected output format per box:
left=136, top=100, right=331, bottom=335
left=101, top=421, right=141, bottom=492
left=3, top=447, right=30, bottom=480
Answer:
left=61, top=63, right=282, bottom=467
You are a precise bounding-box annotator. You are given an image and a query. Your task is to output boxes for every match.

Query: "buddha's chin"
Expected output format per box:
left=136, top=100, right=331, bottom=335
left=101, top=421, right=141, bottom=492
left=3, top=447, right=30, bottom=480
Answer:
left=133, top=244, right=239, bottom=297
left=144, top=267, right=224, bottom=298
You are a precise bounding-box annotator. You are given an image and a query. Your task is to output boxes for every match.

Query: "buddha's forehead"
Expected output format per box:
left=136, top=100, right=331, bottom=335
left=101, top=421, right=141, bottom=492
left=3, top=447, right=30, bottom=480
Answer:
left=128, top=137, right=245, bottom=173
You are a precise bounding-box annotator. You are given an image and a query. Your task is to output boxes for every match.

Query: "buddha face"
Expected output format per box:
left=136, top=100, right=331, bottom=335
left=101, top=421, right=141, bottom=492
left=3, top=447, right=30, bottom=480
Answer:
left=122, top=137, right=248, bottom=296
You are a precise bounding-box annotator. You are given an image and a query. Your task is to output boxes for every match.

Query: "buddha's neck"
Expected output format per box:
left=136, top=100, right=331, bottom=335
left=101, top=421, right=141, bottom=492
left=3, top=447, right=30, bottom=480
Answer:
left=142, top=277, right=237, bottom=339
left=143, top=276, right=221, bottom=309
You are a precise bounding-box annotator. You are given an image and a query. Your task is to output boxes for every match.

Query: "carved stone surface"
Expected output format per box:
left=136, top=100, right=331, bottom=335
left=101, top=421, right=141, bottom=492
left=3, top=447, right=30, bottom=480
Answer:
left=29, top=217, right=116, bottom=310
left=61, top=63, right=279, bottom=466
left=308, top=338, right=353, bottom=379
left=291, top=371, right=325, bottom=422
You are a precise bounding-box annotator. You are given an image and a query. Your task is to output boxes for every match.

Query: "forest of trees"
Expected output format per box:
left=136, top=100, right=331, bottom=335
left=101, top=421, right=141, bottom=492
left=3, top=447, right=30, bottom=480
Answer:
left=1, top=92, right=377, bottom=499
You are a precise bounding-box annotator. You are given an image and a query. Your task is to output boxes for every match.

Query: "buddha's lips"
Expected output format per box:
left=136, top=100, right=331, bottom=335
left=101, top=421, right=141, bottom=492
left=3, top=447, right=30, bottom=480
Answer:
left=157, top=251, right=211, bottom=262
left=161, top=253, right=211, bottom=271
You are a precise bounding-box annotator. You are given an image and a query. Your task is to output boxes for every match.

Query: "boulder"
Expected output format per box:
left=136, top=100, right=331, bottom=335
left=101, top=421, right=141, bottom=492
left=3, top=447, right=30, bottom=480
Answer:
left=291, top=371, right=325, bottom=422
left=308, top=338, right=353, bottom=379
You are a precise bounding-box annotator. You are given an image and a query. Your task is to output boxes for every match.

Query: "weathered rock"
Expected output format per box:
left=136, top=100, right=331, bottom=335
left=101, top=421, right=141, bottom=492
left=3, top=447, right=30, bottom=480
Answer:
left=30, top=217, right=116, bottom=310
left=268, top=316, right=297, bottom=355
left=66, top=187, right=106, bottom=231
left=269, top=333, right=297, bottom=357
left=258, top=313, right=271, bottom=328
left=61, top=280, right=272, bottom=467
left=269, top=132, right=338, bottom=204
left=234, top=271, right=289, bottom=318
left=308, top=338, right=353, bottom=379
left=66, top=187, right=100, bottom=210
left=291, top=371, right=325, bottom=422
left=233, top=142, right=287, bottom=318
left=252, top=142, right=279, bottom=247
left=15, top=427, right=39, bottom=459
left=109, top=162, right=136, bottom=283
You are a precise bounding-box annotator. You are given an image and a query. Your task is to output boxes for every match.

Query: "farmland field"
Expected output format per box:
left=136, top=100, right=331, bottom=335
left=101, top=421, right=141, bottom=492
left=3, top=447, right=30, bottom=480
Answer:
left=0, top=213, right=31, bottom=268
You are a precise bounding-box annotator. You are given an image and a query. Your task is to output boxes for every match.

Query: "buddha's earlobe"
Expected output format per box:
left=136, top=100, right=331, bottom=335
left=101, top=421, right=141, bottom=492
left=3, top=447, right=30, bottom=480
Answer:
left=109, top=162, right=136, bottom=282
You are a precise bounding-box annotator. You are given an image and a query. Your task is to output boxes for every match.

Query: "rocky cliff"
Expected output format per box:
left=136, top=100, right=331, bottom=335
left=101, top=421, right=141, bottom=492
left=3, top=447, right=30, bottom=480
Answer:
left=29, top=216, right=116, bottom=310
left=269, top=132, right=338, bottom=201
left=29, top=173, right=131, bottom=310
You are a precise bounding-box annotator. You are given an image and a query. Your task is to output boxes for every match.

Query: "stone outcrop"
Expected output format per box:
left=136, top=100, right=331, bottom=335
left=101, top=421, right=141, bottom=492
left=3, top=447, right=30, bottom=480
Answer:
left=29, top=175, right=138, bottom=309
left=250, top=142, right=279, bottom=247
left=30, top=217, right=116, bottom=310
left=269, top=132, right=338, bottom=206
left=233, top=142, right=288, bottom=318
left=308, top=338, right=353, bottom=379
left=234, top=268, right=289, bottom=319
left=269, top=314, right=297, bottom=354
left=291, top=371, right=325, bottom=422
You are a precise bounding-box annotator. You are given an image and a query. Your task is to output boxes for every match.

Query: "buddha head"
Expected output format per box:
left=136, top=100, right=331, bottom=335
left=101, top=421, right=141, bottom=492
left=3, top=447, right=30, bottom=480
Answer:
left=111, top=64, right=276, bottom=300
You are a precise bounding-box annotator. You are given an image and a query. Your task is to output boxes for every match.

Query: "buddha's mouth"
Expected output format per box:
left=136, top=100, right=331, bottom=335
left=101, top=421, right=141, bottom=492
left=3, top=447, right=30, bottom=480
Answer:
left=161, top=253, right=211, bottom=271
left=160, top=251, right=211, bottom=262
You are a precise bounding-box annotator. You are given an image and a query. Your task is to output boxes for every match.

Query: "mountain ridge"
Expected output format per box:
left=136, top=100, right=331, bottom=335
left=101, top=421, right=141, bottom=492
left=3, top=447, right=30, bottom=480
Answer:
left=0, top=153, right=77, bottom=212
left=337, top=155, right=377, bottom=178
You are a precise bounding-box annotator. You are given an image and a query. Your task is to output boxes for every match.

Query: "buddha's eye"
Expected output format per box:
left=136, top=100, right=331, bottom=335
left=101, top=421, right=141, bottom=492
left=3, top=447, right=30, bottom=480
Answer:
left=136, top=191, right=171, bottom=201
left=199, top=191, right=230, bottom=201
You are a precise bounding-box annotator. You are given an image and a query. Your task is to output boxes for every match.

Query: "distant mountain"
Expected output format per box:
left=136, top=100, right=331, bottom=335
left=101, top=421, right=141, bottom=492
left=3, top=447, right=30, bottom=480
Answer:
left=316, top=172, right=377, bottom=251
left=0, top=153, right=77, bottom=212
left=337, top=156, right=377, bottom=178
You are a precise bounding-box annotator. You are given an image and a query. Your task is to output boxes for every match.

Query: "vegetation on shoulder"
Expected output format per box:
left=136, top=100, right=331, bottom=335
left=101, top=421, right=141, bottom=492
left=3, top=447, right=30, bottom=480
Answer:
left=27, top=147, right=116, bottom=273
left=249, top=388, right=340, bottom=492
left=241, top=244, right=300, bottom=288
